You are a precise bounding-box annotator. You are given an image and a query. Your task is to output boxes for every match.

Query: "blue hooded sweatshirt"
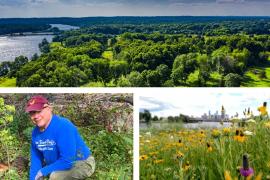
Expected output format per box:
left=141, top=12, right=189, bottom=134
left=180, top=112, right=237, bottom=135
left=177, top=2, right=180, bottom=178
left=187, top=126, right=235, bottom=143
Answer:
left=29, top=115, right=91, bottom=180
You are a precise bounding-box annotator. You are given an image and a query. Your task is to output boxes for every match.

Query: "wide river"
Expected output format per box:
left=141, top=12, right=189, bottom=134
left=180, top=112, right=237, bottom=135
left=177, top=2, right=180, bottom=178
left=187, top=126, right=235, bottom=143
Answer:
left=0, top=24, right=79, bottom=62
left=140, top=121, right=232, bottom=130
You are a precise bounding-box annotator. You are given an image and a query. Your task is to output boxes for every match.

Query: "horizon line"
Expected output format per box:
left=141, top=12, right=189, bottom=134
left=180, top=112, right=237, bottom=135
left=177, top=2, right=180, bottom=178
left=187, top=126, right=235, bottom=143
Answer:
left=1, top=15, right=270, bottom=19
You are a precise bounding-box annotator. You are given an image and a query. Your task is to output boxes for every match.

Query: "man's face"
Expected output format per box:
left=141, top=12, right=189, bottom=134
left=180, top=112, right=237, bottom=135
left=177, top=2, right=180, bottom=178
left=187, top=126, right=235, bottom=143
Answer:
left=29, top=105, right=52, bottom=130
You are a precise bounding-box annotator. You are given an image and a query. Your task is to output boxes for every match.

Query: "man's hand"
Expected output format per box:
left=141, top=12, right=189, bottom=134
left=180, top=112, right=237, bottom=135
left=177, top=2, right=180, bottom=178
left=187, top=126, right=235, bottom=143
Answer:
left=35, top=170, right=43, bottom=180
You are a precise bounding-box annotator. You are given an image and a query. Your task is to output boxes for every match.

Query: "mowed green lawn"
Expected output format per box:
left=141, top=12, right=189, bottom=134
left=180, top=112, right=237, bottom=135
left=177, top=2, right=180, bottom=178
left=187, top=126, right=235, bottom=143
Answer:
left=0, top=78, right=16, bottom=87
left=241, top=61, right=270, bottom=87
left=102, top=50, right=113, bottom=60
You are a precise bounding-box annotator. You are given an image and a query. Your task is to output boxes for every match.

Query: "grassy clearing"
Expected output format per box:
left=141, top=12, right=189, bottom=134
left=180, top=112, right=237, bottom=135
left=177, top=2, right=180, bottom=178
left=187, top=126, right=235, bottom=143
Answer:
left=241, top=66, right=270, bottom=87
left=102, top=50, right=113, bottom=60
left=140, top=119, right=270, bottom=179
left=0, top=78, right=16, bottom=87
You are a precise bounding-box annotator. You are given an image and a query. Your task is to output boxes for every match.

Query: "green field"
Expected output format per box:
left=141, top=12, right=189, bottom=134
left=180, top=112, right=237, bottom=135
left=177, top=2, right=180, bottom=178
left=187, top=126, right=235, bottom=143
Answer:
left=102, top=50, right=113, bottom=60
left=242, top=61, right=270, bottom=87
left=0, top=78, right=16, bottom=87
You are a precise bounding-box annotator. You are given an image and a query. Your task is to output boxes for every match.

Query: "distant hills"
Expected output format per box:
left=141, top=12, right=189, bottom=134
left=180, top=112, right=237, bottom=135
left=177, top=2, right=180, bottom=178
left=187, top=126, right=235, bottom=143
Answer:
left=1, top=16, right=270, bottom=27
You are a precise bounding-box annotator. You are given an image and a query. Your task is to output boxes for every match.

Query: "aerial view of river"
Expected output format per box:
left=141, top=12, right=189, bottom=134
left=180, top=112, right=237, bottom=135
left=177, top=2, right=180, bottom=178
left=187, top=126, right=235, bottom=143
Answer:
left=0, top=24, right=79, bottom=62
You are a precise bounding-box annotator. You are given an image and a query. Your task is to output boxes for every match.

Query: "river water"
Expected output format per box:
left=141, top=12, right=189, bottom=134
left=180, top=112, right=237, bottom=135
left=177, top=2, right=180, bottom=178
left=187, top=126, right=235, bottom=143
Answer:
left=140, top=121, right=232, bottom=130
left=0, top=24, right=78, bottom=62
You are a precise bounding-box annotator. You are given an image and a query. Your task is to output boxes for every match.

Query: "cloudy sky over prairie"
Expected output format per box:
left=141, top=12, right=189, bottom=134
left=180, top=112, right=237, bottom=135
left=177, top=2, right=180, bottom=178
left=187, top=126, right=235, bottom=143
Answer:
left=139, top=88, right=270, bottom=118
left=0, top=0, right=269, bottom=17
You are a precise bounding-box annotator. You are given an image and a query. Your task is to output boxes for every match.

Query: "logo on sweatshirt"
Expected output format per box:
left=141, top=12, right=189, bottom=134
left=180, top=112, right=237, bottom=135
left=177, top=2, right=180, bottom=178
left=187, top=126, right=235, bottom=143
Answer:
left=35, top=139, right=56, bottom=151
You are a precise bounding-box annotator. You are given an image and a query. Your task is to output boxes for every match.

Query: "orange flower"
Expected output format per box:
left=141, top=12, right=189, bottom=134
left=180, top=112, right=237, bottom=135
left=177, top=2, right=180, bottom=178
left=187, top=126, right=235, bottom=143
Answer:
left=224, top=170, right=232, bottom=180
left=207, top=142, right=213, bottom=152
left=140, top=155, right=149, bottom=161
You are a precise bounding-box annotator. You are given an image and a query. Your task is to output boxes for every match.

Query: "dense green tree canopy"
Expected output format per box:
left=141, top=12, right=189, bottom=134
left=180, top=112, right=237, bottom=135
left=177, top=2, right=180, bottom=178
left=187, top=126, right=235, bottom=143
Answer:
left=1, top=17, right=270, bottom=87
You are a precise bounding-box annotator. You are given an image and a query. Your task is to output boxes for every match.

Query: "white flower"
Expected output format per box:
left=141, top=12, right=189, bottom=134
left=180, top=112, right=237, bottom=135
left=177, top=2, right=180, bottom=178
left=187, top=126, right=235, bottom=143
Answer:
left=243, top=130, right=253, bottom=136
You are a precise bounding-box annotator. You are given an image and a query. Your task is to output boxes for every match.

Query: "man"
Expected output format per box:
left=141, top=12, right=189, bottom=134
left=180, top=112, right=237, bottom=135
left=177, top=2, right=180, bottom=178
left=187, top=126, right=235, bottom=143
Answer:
left=26, top=95, right=95, bottom=180
left=258, top=102, right=268, bottom=120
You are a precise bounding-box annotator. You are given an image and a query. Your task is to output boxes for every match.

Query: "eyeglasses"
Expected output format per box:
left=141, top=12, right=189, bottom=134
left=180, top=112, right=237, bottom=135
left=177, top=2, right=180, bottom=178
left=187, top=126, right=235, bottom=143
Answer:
left=29, top=106, right=48, bottom=117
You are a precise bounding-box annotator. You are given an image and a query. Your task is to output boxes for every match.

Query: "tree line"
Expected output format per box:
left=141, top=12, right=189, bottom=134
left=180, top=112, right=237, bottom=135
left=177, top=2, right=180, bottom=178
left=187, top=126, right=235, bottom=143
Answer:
left=139, top=109, right=190, bottom=124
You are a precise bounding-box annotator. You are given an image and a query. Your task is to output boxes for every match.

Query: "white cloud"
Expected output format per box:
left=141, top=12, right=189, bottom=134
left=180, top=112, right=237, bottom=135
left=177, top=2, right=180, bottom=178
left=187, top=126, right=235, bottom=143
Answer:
left=139, top=88, right=270, bottom=118
left=0, top=0, right=269, bottom=16
left=216, top=0, right=245, bottom=3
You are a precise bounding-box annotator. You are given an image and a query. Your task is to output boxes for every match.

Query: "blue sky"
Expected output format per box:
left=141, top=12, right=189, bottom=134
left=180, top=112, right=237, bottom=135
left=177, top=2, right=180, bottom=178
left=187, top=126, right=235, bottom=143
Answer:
left=0, top=0, right=269, bottom=17
left=139, top=88, right=270, bottom=118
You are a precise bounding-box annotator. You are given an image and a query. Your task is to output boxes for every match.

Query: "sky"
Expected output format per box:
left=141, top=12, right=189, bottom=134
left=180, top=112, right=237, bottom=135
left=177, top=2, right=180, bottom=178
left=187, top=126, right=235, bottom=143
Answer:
left=0, top=0, right=269, bottom=17
left=139, top=88, right=270, bottom=118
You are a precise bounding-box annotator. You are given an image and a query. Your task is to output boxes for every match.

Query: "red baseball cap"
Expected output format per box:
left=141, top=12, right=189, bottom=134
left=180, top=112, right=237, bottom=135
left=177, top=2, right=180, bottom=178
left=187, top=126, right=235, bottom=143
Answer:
left=26, top=95, right=48, bottom=112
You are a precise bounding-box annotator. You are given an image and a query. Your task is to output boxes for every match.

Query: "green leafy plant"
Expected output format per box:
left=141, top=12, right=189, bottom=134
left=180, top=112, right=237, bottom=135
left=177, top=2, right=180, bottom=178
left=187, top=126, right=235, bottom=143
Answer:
left=0, top=97, right=19, bottom=177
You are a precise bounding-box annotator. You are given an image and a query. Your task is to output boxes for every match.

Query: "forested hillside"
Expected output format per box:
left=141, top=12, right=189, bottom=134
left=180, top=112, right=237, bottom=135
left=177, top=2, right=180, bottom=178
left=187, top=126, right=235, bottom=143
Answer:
left=0, top=17, right=270, bottom=87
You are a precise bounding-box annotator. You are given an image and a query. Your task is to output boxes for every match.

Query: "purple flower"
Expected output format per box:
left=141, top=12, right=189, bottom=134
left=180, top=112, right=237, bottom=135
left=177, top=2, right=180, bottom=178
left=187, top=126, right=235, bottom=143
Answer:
left=240, top=154, right=254, bottom=177
left=240, top=167, right=254, bottom=177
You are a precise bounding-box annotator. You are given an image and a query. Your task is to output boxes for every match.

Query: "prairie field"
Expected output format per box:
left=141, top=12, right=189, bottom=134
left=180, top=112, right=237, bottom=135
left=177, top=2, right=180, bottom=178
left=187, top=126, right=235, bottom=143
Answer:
left=140, top=119, right=270, bottom=179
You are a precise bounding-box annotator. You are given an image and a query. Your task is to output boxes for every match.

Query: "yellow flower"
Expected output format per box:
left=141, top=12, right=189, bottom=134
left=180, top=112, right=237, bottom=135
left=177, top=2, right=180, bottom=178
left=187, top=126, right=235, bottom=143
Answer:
left=246, top=174, right=253, bottom=180
left=264, top=121, right=270, bottom=128
left=140, top=155, right=149, bottom=161
left=255, top=172, right=263, bottom=180
left=176, top=151, right=184, bottom=159
left=223, top=128, right=231, bottom=136
left=183, top=161, right=191, bottom=171
left=224, top=170, right=232, bottom=180
left=207, top=142, right=213, bottom=152
left=234, top=129, right=246, bottom=142
left=212, top=129, right=221, bottom=138
left=198, top=130, right=206, bottom=138
left=233, top=135, right=246, bottom=143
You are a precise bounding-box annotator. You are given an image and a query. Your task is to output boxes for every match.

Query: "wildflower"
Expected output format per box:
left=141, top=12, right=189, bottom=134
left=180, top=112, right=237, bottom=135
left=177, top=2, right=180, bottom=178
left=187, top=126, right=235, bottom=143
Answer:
left=223, top=128, right=231, bottom=136
left=243, top=130, right=253, bottom=136
left=207, top=142, right=213, bottom=152
left=264, top=121, right=270, bottom=128
left=198, top=130, right=206, bottom=138
left=183, top=161, right=191, bottom=171
left=255, top=172, right=263, bottom=180
left=176, top=139, right=184, bottom=147
left=240, top=154, right=254, bottom=177
left=211, top=129, right=221, bottom=138
left=139, top=155, right=149, bottom=161
left=234, top=129, right=246, bottom=142
left=234, top=135, right=246, bottom=143
left=224, top=170, right=232, bottom=180
left=176, top=151, right=184, bottom=159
